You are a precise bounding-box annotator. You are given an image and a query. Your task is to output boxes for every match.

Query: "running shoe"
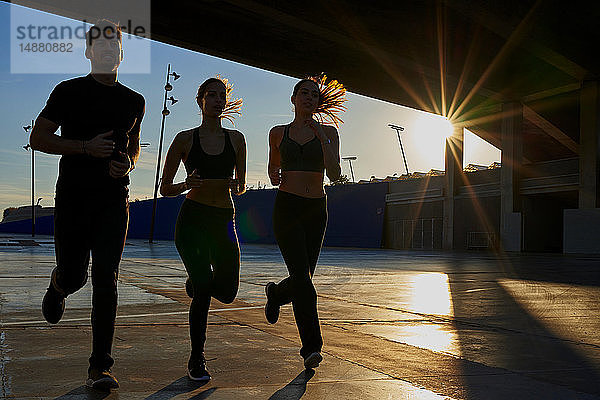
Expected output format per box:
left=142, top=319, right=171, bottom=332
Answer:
left=188, top=356, right=211, bottom=382
left=42, top=285, right=65, bottom=324
left=86, top=368, right=119, bottom=391
left=264, top=282, right=280, bottom=324
left=303, top=352, right=323, bottom=369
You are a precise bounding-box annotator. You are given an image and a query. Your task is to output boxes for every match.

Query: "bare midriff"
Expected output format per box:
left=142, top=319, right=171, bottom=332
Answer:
left=186, top=178, right=233, bottom=208
left=279, top=171, right=325, bottom=198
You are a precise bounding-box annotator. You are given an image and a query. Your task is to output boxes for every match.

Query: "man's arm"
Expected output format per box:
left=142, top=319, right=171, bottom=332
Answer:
left=110, top=98, right=145, bottom=178
left=126, top=101, right=146, bottom=168
left=30, top=116, right=113, bottom=157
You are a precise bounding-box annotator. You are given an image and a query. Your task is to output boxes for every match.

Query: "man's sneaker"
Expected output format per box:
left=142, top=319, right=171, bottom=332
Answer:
left=303, top=352, right=323, bottom=369
left=185, top=277, right=194, bottom=298
left=264, top=282, right=280, bottom=324
left=42, top=285, right=65, bottom=324
left=188, top=357, right=211, bottom=382
left=86, top=369, right=119, bottom=391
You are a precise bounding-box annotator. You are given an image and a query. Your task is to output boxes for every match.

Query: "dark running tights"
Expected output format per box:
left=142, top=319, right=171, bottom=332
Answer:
left=271, top=190, right=327, bottom=359
left=175, top=199, right=240, bottom=360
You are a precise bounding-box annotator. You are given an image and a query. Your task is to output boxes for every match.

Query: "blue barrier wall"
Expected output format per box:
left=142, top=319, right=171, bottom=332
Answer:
left=324, top=182, right=388, bottom=248
left=1, top=183, right=388, bottom=248
left=0, top=215, right=54, bottom=235
left=128, top=196, right=185, bottom=241
left=234, top=189, right=277, bottom=244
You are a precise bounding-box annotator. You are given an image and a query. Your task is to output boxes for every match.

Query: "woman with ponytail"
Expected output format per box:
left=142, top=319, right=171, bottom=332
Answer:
left=160, top=76, right=246, bottom=381
left=264, top=74, right=346, bottom=369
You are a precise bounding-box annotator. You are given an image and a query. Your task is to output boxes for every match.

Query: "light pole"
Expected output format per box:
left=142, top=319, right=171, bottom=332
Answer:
left=23, top=120, right=35, bottom=237
left=149, top=64, right=180, bottom=243
left=388, top=124, right=409, bottom=175
left=342, top=156, right=357, bottom=182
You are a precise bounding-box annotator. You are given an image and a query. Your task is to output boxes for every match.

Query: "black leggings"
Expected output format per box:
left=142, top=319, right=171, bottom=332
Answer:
left=175, top=199, right=240, bottom=360
left=271, top=190, right=327, bottom=358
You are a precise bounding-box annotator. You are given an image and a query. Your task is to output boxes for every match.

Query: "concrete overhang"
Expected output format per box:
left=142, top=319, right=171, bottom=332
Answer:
left=8, top=0, right=599, bottom=163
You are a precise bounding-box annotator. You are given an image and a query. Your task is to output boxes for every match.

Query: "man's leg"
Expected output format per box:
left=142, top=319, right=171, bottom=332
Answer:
left=88, top=194, right=128, bottom=388
left=43, top=197, right=91, bottom=324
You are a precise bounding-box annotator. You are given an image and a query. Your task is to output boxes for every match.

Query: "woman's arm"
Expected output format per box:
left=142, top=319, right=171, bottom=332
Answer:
left=268, top=126, right=283, bottom=186
left=306, top=121, right=341, bottom=182
left=231, top=130, right=247, bottom=195
left=160, top=132, right=190, bottom=197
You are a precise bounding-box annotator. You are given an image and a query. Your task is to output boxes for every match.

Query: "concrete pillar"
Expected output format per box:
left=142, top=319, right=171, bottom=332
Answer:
left=500, top=102, right=523, bottom=251
left=579, top=80, right=600, bottom=209
left=443, top=126, right=463, bottom=250
left=564, top=80, right=600, bottom=254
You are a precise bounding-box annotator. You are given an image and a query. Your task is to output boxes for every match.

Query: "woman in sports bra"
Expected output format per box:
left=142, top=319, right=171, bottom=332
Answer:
left=160, top=76, right=246, bottom=382
left=264, top=74, right=346, bottom=370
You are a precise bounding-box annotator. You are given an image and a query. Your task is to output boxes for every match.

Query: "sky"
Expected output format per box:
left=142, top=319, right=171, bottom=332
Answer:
left=0, top=2, right=500, bottom=213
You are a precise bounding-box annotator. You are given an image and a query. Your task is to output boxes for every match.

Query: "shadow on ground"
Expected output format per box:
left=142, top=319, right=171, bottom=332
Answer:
left=54, top=385, right=110, bottom=399
left=448, top=257, right=600, bottom=398
left=144, top=376, right=215, bottom=399
left=269, top=369, right=315, bottom=400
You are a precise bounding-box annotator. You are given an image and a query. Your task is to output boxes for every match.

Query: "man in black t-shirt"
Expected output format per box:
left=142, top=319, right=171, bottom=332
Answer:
left=30, top=20, right=145, bottom=392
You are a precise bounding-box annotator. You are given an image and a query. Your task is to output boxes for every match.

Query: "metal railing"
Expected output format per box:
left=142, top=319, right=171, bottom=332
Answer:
left=393, top=218, right=443, bottom=250
left=466, top=232, right=496, bottom=249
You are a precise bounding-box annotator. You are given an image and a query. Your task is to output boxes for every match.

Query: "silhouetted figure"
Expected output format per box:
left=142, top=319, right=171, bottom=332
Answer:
left=30, top=20, right=145, bottom=391
left=160, top=76, right=246, bottom=381
left=265, top=75, right=346, bottom=369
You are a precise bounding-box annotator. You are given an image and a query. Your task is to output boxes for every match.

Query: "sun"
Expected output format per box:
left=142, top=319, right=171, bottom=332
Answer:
left=407, top=113, right=455, bottom=170
left=414, top=113, right=454, bottom=139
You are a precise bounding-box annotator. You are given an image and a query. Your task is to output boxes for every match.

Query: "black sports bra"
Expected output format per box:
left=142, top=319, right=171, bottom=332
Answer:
left=279, top=124, right=324, bottom=172
left=184, top=128, right=236, bottom=179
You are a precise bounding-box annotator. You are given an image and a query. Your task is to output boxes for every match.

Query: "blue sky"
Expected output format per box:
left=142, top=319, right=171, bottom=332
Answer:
left=0, top=2, right=500, bottom=213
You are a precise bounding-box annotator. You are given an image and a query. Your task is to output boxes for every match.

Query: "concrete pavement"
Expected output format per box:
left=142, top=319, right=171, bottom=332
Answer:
left=1, top=234, right=600, bottom=399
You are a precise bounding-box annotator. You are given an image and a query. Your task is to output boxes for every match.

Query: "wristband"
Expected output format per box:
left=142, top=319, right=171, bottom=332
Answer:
left=81, top=140, right=86, bottom=155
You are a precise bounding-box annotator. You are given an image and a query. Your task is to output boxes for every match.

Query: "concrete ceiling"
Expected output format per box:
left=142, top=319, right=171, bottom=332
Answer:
left=11, top=0, right=600, bottom=163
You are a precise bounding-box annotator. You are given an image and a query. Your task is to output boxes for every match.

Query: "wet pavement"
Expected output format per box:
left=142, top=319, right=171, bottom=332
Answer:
left=1, top=233, right=600, bottom=399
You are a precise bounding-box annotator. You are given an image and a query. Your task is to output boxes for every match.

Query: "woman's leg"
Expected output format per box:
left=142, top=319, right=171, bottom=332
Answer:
left=175, top=200, right=212, bottom=360
left=208, top=207, right=240, bottom=305
left=305, top=197, right=327, bottom=277
left=272, top=191, right=309, bottom=304
left=299, top=197, right=327, bottom=358
left=272, top=192, right=323, bottom=358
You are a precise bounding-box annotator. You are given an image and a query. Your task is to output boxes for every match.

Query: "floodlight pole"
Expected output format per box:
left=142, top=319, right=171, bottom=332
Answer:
left=23, top=120, right=35, bottom=236
left=149, top=64, right=179, bottom=243
left=342, top=156, right=357, bottom=182
left=388, top=124, right=409, bottom=175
